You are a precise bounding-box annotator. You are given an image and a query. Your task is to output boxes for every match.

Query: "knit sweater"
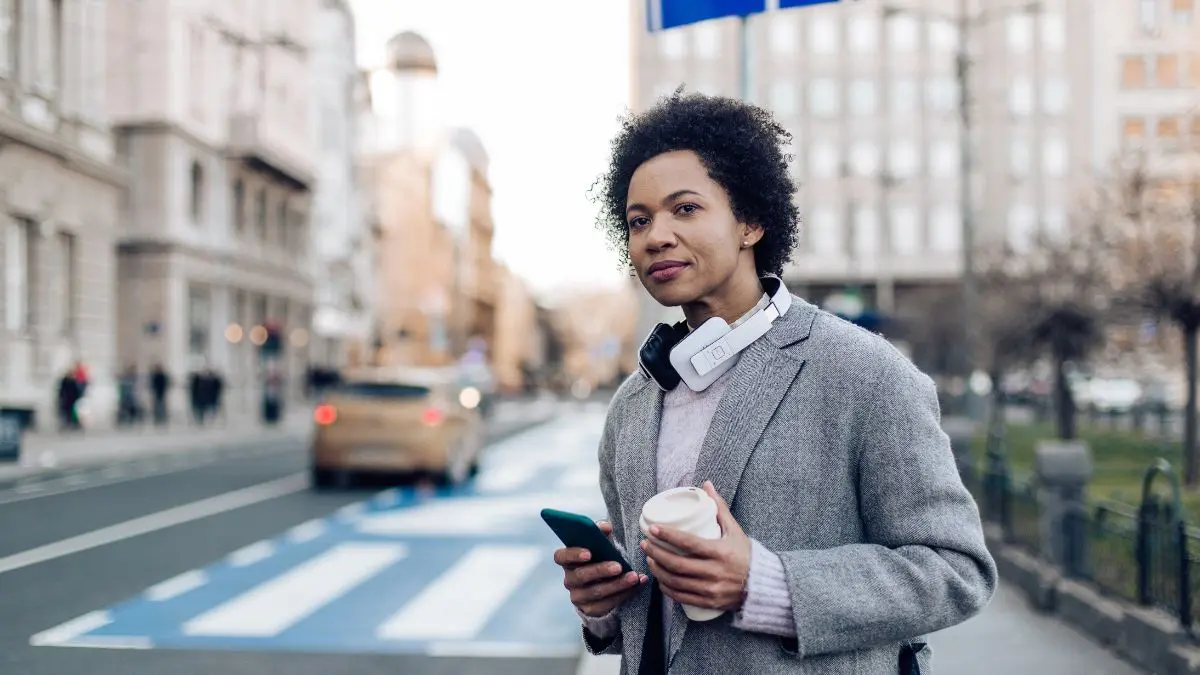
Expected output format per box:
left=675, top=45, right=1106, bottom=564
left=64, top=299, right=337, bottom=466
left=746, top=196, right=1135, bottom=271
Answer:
left=580, top=294, right=797, bottom=650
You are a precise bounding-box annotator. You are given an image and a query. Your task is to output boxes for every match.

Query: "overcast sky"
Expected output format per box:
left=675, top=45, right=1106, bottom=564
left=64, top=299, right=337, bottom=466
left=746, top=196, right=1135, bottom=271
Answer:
left=349, top=0, right=634, bottom=298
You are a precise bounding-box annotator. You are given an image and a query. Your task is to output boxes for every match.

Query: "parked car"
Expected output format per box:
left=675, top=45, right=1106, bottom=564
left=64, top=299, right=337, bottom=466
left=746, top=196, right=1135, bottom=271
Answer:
left=309, top=367, right=485, bottom=490
left=1087, top=378, right=1143, bottom=414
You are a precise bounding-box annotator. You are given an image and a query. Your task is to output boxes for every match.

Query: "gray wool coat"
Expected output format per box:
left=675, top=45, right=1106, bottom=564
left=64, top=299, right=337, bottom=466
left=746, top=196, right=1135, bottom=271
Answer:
left=582, top=295, right=997, bottom=674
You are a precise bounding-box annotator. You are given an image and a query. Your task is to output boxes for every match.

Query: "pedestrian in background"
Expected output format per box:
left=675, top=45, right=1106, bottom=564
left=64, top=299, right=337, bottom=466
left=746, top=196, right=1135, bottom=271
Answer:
left=553, top=89, right=996, bottom=674
left=149, top=364, right=170, bottom=426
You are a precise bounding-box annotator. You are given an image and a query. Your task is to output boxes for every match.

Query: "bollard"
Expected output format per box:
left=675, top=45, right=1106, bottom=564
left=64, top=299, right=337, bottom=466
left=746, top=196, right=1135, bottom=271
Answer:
left=1035, top=440, right=1093, bottom=568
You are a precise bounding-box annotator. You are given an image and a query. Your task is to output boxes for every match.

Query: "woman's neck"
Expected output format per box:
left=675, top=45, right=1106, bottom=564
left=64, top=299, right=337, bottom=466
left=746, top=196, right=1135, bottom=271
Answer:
left=682, top=273, right=765, bottom=329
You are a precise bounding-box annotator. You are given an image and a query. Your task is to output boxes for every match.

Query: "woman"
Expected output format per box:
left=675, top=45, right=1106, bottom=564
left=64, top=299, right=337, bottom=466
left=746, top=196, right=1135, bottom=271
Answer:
left=552, top=90, right=996, bottom=674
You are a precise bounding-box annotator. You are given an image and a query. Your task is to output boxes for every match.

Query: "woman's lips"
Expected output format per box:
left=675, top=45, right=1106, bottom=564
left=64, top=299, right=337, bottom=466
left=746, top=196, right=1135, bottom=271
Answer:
left=648, top=262, right=688, bottom=282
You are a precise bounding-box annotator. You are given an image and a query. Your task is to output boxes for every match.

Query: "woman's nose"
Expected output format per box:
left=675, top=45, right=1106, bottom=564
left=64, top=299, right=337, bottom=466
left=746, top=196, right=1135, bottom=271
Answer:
left=644, top=221, right=677, bottom=251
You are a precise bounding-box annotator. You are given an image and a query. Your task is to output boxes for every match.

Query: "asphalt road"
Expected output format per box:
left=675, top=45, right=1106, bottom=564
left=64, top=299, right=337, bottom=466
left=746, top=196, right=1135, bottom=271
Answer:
left=0, top=404, right=593, bottom=675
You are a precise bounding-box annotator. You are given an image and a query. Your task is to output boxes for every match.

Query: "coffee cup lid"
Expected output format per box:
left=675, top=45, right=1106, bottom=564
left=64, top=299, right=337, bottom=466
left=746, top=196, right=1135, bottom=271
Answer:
left=641, top=487, right=716, bottom=528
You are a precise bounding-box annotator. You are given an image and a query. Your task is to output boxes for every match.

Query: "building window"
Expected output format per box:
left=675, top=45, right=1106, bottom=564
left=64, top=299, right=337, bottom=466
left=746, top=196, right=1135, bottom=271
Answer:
left=1040, top=13, right=1065, bottom=51
left=1122, top=56, right=1147, bottom=88
left=1192, top=115, right=1200, bottom=150
left=692, top=21, right=721, bottom=60
left=849, top=79, right=876, bottom=116
left=188, top=23, right=205, bottom=122
left=926, top=77, right=958, bottom=113
left=0, top=0, right=15, bottom=78
left=1007, top=204, right=1037, bottom=252
left=1007, top=15, right=1032, bottom=53
left=277, top=200, right=289, bottom=249
left=887, top=15, right=918, bottom=51
left=890, top=205, right=920, bottom=254
left=188, top=285, right=211, bottom=367
left=930, top=206, right=960, bottom=252
left=890, top=77, right=916, bottom=114
left=1140, top=0, right=1159, bottom=32
left=1122, top=116, right=1147, bottom=147
left=930, top=140, right=958, bottom=177
left=657, top=30, right=687, bottom=60
left=769, top=14, right=796, bottom=56
left=1172, top=0, right=1193, bottom=23
left=852, top=206, right=880, bottom=257
left=809, top=141, right=839, bottom=178
left=189, top=161, right=204, bottom=223
left=809, top=78, right=839, bottom=116
left=1043, top=79, right=1069, bottom=114
left=232, top=179, right=245, bottom=232
left=848, top=13, right=877, bottom=53
left=1190, top=53, right=1200, bottom=86
left=1156, top=54, right=1179, bottom=86
left=1043, top=136, right=1068, bottom=176
left=851, top=141, right=878, bottom=176
left=1009, top=77, right=1033, bottom=115
left=768, top=81, right=798, bottom=117
left=809, top=207, right=842, bottom=255
left=4, top=218, right=32, bottom=332
left=56, top=231, right=74, bottom=336
left=1157, top=116, right=1182, bottom=150
left=1010, top=139, right=1030, bottom=178
left=928, top=21, right=958, bottom=52
left=254, top=188, right=267, bottom=241
left=889, top=140, right=918, bottom=178
left=34, top=0, right=60, bottom=95
left=810, top=15, right=838, bottom=55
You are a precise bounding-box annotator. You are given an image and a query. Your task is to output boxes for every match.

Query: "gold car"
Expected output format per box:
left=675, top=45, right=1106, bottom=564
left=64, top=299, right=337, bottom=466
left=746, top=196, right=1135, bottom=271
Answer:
left=309, top=367, right=486, bottom=490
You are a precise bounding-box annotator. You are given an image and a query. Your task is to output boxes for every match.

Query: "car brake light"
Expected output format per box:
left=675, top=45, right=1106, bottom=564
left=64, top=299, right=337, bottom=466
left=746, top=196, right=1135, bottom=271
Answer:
left=421, top=407, right=444, bottom=426
left=314, top=404, right=337, bottom=426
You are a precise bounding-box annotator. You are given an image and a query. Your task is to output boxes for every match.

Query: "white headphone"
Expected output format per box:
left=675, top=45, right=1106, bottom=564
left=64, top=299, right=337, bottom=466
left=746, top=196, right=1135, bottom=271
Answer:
left=638, top=274, right=792, bottom=392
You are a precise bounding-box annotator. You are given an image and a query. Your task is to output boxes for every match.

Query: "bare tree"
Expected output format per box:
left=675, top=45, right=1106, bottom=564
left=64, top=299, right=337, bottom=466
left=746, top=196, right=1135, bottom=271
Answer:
left=1107, top=161, right=1200, bottom=486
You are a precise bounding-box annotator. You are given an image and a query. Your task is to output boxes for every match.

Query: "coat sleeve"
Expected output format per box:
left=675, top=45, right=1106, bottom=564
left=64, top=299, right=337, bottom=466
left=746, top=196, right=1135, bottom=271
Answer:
left=582, top=399, right=626, bottom=656
left=777, top=350, right=998, bottom=659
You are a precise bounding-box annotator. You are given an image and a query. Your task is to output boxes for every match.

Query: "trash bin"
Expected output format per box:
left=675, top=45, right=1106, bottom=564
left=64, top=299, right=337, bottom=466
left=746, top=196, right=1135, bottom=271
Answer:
left=0, top=410, right=22, bottom=462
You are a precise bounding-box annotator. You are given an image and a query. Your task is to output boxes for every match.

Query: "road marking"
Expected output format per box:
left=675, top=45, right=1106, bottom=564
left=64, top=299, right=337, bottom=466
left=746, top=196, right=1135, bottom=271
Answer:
left=146, top=569, right=208, bottom=601
left=30, top=610, right=112, bottom=646
left=476, top=463, right=540, bottom=493
left=228, top=541, right=275, bottom=567
left=376, top=544, right=542, bottom=640
left=62, top=473, right=88, bottom=486
left=374, top=488, right=401, bottom=506
left=287, top=519, right=326, bottom=543
left=184, top=542, right=407, bottom=638
left=0, top=473, right=307, bottom=575
left=337, top=502, right=365, bottom=520
left=15, top=482, right=46, bottom=494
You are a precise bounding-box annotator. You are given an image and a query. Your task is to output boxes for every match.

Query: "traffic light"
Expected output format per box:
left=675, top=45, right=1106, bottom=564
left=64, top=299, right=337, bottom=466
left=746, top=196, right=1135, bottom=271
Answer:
left=262, top=323, right=283, bottom=355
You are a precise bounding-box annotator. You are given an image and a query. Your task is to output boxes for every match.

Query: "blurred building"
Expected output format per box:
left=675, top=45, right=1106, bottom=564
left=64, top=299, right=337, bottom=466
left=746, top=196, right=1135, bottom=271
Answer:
left=310, top=0, right=375, bottom=369
left=546, top=284, right=638, bottom=390
left=358, top=32, right=499, bottom=369
left=629, top=0, right=1098, bottom=374
left=109, top=0, right=317, bottom=412
left=0, top=0, right=123, bottom=429
left=1093, top=0, right=1200, bottom=178
left=490, top=263, right=547, bottom=394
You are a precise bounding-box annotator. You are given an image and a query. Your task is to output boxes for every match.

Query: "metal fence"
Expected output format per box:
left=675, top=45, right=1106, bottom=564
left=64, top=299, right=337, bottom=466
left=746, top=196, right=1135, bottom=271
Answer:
left=965, top=453, right=1198, bottom=636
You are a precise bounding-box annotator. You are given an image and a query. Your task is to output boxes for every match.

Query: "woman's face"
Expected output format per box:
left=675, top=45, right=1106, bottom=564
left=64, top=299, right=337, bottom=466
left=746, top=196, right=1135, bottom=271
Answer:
left=626, top=150, right=762, bottom=311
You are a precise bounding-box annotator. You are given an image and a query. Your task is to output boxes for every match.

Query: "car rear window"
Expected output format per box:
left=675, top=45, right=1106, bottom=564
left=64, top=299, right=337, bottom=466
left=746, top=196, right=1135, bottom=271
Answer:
left=335, top=382, right=430, bottom=399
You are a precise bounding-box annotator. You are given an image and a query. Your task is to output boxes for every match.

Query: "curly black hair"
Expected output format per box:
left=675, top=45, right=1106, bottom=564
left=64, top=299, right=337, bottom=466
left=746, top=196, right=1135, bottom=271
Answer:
left=591, top=86, right=800, bottom=277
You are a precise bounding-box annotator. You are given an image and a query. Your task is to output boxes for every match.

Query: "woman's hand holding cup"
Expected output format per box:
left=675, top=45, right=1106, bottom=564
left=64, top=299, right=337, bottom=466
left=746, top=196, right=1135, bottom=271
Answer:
left=554, top=520, right=649, bottom=618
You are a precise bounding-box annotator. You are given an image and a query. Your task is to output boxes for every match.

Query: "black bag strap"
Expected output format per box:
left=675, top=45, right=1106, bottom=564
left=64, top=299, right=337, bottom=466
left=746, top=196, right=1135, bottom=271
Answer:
left=899, top=642, right=926, bottom=675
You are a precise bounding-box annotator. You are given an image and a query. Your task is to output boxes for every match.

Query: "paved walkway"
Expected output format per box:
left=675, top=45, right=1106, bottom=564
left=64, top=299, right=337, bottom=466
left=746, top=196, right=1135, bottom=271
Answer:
left=574, top=583, right=1144, bottom=674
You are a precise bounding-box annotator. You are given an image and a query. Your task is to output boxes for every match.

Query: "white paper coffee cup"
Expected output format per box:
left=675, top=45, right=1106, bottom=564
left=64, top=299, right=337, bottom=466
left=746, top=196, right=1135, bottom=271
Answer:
left=639, top=486, right=725, bottom=622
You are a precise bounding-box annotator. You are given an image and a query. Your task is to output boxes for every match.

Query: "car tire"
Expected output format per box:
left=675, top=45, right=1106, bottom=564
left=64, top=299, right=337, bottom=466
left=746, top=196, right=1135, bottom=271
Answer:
left=311, top=467, right=337, bottom=490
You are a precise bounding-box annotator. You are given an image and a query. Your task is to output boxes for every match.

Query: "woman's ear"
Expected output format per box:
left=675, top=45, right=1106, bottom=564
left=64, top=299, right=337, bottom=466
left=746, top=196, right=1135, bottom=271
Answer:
left=741, top=224, right=764, bottom=247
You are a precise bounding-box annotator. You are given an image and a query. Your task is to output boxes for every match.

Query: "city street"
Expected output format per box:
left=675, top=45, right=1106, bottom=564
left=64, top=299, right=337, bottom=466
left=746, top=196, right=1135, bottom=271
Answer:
left=0, top=397, right=1148, bottom=675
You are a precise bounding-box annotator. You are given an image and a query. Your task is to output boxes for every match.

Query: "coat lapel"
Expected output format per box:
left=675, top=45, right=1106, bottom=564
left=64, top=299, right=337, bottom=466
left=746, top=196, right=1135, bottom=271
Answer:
left=667, top=297, right=818, bottom=665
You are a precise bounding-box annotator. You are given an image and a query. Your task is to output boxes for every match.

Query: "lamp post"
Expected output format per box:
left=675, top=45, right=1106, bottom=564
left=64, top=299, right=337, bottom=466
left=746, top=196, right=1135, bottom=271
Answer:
left=882, top=0, right=1040, bottom=417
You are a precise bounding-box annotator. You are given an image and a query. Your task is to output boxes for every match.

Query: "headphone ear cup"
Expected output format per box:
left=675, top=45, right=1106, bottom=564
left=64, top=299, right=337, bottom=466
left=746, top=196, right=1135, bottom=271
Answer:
left=638, top=322, right=687, bottom=390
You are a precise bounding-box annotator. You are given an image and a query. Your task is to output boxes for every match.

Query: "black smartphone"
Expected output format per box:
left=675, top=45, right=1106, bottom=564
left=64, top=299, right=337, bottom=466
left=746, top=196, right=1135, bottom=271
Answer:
left=540, top=508, right=634, bottom=574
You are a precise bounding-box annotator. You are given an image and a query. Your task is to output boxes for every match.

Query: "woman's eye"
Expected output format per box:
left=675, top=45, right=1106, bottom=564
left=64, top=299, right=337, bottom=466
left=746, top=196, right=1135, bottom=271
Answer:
left=628, top=216, right=650, bottom=230
left=676, top=203, right=699, bottom=216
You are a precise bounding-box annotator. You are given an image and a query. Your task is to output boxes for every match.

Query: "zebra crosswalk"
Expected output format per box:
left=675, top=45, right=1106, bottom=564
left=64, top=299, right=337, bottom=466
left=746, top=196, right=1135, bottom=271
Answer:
left=29, top=411, right=609, bottom=658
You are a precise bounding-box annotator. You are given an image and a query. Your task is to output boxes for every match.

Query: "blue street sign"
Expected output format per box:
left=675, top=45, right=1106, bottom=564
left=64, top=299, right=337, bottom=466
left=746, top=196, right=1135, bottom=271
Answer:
left=648, top=0, right=840, bottom=31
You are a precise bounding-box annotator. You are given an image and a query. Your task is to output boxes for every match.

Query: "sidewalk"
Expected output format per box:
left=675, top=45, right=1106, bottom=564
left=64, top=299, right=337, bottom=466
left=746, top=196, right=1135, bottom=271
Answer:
left=572, top=583, right=1143, bottom=674
left=0, top=409, right=311, bottom=483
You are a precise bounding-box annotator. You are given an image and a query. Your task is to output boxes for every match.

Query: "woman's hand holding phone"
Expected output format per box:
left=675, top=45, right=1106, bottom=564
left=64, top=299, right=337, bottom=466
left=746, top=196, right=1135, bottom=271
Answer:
left=554, top=520, right=649, bottom=617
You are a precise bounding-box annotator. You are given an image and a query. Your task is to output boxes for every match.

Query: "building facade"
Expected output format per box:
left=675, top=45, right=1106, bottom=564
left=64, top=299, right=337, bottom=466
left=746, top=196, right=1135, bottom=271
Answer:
left=108, top=0, right=317, bottom=415
left=360, top=33, right=500, bottom=370
left=629, top=0, right=1099, bottom=374
left=0, top=0, right=124, bottom=429
left=310, top=0, right=373, bottom=369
